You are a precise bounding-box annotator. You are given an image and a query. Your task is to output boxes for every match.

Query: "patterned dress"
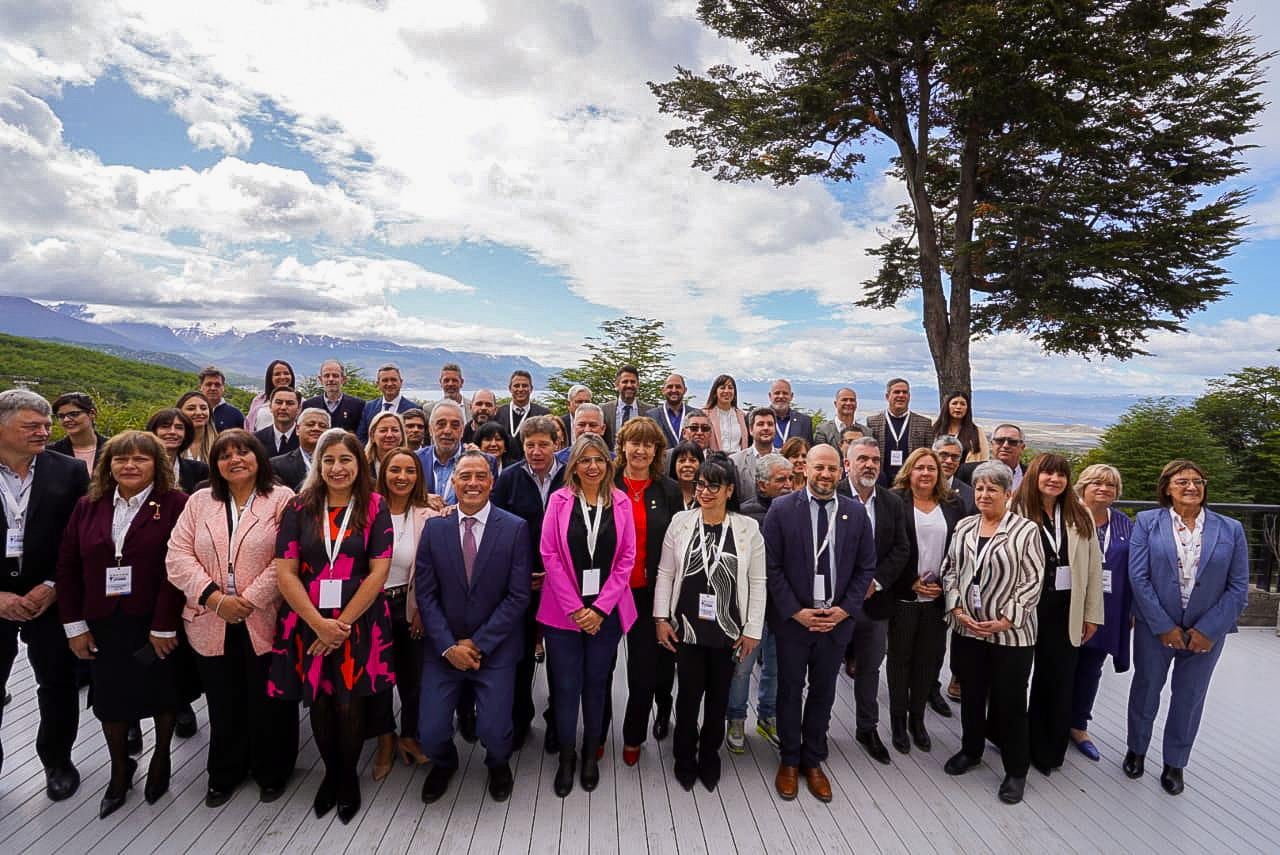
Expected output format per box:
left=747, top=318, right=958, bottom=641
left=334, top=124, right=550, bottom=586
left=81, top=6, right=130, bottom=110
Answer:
left=268, top=494, right=396, bottom=705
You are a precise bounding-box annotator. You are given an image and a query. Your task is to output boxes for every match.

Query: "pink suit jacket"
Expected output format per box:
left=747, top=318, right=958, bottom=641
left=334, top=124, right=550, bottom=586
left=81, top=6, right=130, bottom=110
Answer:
left=165, top=485, right=295, bottom=656
left=536, top=486, right=637, bottom=633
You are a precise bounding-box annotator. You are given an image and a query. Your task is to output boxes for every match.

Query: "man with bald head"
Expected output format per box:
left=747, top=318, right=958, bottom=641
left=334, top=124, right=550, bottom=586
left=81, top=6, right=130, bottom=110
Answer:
left=813, top=387, right=865, bottom=451
left=463, top=389, right=499, bottom=446
left=645, top=374, right=696, bottom=449
left=769, top=379, right=814, bottom=448
left=302, top=359, right=365, bottom=433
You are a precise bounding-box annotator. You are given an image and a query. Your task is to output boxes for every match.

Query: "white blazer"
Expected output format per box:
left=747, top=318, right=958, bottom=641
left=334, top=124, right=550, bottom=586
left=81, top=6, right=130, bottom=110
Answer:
left=653, top=509, right=767, bottom=640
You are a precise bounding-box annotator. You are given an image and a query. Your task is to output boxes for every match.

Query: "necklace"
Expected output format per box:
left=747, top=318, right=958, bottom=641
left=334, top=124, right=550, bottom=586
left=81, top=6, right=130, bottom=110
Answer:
left=623, top=475, right=649, bottom=503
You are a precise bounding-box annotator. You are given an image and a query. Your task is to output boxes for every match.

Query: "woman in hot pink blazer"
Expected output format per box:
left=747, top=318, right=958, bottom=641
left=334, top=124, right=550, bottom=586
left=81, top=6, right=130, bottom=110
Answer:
left=165, top=429, right=299, bottom=807
left=537, top=434, right=636, bottom=798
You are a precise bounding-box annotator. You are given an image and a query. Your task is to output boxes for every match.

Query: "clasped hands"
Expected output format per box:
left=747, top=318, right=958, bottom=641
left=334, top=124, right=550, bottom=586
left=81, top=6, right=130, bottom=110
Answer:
left=793, top=606, right=849, bottom=633
left=307, top=616, right=351, bottom=656
left=1159, top=626, right=1214, bottom=653
left=0, top=586, right=56, bottom=622
left=572, top=607, right=603, bottom=635
left=445, top=638, right=482, bottom=670
left=951, top=609, right=1011, bottom=638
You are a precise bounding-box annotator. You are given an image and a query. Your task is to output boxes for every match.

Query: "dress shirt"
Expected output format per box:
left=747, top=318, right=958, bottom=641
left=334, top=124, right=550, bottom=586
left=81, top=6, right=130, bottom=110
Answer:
left=715, top=407, right=742, bottom=449
left=380, top=395, right=404, bottom=412
left=431, top=444, right=464, bottom=504
left=324, top=394, right=343, bottom=413
left=272, top=425, right=297, bottom=454
left=806, top=487, right=838, bottom=592
left=0, top=456, right=35, bottom=576
left=387, top=510, right=415, bottom=589
left=1170, top=507, right=1205, bottom=609
left=913, top=505, right=947, bottom=601
left=852, top=488, right=881, bottom=591
left=524, top=459, right=563, bottom=509
left=772, top=411, right=794, bottom=448
left=614, top=399, right=637, bottom=438
left=458, top=501, right=492, bottom=550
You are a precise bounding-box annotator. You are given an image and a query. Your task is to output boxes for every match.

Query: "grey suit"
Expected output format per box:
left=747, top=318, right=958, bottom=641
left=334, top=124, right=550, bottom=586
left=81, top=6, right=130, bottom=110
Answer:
left=601, top=398, right=652, bottom=447
left=813, top=420, right=869, bottom=450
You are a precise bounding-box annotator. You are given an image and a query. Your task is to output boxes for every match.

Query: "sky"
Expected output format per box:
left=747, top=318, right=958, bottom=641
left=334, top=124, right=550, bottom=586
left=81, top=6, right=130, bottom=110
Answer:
left=0, top=0, right=1277, bottom=398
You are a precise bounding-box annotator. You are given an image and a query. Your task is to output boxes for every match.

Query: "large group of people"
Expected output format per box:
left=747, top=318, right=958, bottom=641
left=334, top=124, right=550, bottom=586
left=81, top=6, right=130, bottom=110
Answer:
left=0, top=360, right=1252, bottom=826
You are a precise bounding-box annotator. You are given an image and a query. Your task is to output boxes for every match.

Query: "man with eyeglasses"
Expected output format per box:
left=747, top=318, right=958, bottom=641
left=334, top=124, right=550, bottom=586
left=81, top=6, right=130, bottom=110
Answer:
left=661, top=410, right=712, bottom=471
left=987, top=424, right=1028, bottom=490
left=933, top=436, right=976, bottom=515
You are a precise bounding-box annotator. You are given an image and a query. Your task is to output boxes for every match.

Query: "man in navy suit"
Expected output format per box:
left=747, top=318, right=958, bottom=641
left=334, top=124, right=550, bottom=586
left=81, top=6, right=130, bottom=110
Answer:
left=417, top=451, right=531, bottom=804
left=301, top=359, right=365, bottom=433
left=768, top=378, right=814, bottom=448
left=199, top=367, right=245, bottom=432
left=356, top=363, right=416, bottom=442
left=763, top=443, right=876, bottom=803
left=252, top=387, right=300, bottom=456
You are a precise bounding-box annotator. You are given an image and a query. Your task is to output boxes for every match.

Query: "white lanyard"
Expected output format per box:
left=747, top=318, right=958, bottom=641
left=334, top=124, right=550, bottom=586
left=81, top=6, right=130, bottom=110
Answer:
left=884, top=411, right=910, bottom=447
left=112, top=501, right=141, bottom=566
left=813, top=501, right=834, bottom=572
left=698, top=518, right=731, bottom=572
left=1098, top=520, right=1112, bottom=558
left=1041, top=504, right=1063, bottom=559
left=662, top=405, right=684, bottom=442
left=323, top=502, right=355, bottom=573
left=776, top=414, right=792, bottom=443
left=973, top=510, right=1014, bottom=575
left=508, top=405, right=525, bottom=437
left=0, top=474, right=32, bottom=527
left=226, top=494, right=256, bottom=594
left=578, top=494, right=604, bottom=564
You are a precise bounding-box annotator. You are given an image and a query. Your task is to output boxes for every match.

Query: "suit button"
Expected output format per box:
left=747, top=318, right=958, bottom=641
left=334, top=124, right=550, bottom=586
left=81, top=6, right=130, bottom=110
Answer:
left=9, top=570, right=18, bottom=577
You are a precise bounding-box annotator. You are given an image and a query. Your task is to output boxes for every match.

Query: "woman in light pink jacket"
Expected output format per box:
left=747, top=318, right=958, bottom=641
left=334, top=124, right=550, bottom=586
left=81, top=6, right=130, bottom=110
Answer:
left=537, top=434, right=637, bottom=798
left=165, top=429, right=299, bottom=808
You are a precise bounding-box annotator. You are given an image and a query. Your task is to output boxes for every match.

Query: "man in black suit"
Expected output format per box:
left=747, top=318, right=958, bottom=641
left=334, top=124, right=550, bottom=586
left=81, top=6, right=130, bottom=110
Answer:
left=494, top=370, right=549, bottom=461
left=253, top=387, right=301, bottom=457
left=269, top=407, right=329, bottom=491
left=837, top=438, right=910, bottom=764
left=462, top=389, right=498, bottom=446
left=560, top=384, right=592, bottom=445
left=0, top=390, right=90, bottom=800
left=769, top=379, right=814, bottom=448
left=301, top=359, right=364, bottom=433
left=934, top=436, right=976, bottom=515
left=645, top=374, right=696, bottom=449
left=600, top=364, right=650, bottom=447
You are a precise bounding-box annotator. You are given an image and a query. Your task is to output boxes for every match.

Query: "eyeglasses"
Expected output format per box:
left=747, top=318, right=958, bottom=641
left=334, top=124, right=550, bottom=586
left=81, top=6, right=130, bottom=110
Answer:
left=694, top=481, right=724, bottom=494
left=577, top=456, right=608, bottom=467
left=685, top=424, right=711, bottom=433
left=56, top=410, right=88, bottom=421
left=992, top=437, right=1023, bottom=446
left=1172, top=478, right=1207, bottom=488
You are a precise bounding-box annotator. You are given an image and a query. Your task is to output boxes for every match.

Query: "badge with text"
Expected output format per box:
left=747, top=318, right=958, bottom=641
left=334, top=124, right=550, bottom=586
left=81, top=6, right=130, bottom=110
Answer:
left=812, top=575, right=827, bottom=605
left=581, top=567, right=602, bottom=597
left=968, top=584, right=982, bottom=612
left=105, top=565, right=132, bottom=597
left=5, top=530, right=22, bottom=559
left=698, top=592, right=717, bottom=621
left=1102, top=569, right=1113, bottom=594
left=889, top=450, right=904, bottom=468
left=319, top=578, right=343, bottom=610
left=1054, top=565, right=1072, bottom=591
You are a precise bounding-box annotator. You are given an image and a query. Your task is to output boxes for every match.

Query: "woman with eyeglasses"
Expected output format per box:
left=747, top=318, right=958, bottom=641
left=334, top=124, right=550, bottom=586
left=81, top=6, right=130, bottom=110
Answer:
left=1124, top=460, right=1248, bottom=796
left=50, top=392, right=108, bottom=473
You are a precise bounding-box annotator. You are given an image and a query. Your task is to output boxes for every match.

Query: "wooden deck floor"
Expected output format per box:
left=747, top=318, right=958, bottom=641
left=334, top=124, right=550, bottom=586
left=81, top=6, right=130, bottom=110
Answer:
left=1, top=628, right=1277, bottom=854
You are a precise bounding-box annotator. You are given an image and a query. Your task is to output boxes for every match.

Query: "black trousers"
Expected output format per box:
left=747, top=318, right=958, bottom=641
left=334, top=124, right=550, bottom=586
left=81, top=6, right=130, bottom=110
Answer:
left=673, top=643, right=735, bottom=779
left=1028, top=594, right=1078, bottom=770
left=886, top=599, right=947, bottom=720
left=366, top=589, right=423, bottom=739
left=195, top=624, right=299, bottom=791
left=950, top=632, right=1033, bottom=778
left=0, top=607, right=80, bottom=772
left=621, top=587, right=677, bottom=746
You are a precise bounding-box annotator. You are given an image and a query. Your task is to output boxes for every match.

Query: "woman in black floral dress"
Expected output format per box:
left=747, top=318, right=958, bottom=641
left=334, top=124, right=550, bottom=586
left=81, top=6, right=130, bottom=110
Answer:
left=270, top=428, right=395, bottom=824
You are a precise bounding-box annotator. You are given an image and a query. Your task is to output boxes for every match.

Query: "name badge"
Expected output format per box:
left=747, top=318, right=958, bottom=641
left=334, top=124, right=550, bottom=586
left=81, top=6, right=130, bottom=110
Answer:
left=581, top=568, right=602, bottom=597
left=968, top=584, right=982, bottom=612
left=1102, top=569, right=1113, bottom=595
left=106, top=565, right=132, bottom=597
left=1054, top=565, right=1072, bottom=591
left=813, top=575, right=827, bottom=605
left=319, top=578, right=343, bottom=610
left=698, top=592, right=717, bottom=621
left=5, top=530, right=22, bottom=558
left=889, top=450, right=904, bottom=467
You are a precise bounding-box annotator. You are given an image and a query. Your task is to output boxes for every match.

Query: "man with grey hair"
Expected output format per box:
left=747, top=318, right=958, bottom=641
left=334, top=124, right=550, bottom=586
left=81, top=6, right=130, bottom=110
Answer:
left=572, top=402, right=609, bottom=444
left=302, top=359, right=365, bottom=433
left=357, top=363, right=415, bottom=442
left=0, top=389, right=90, bottom=800
left=769, top=378, right=814, bottom=447
left=270, top=407, right=331, bottom=491
left=934, top=436, right=976, bottom=515
left=418, top=401, right=498, bottom=504
left=561, top=384, right=593, bottom=445
left=985, top=423, right=1028, bottom=491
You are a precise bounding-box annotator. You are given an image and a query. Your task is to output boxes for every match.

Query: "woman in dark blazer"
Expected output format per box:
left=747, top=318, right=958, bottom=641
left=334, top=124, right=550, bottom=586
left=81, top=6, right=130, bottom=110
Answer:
left=888, top=448, right=966, bottom=754
left=56, top=431, right=188, bottom=817
left=49, top=391, right=108, bottom=473
left=1124, top=459, right=1249, bottom=796
left=1069, top=464, right=1134, bottom=761
left=147, top=408, right=210, bottom=494
left=613, top=416, right=683, bottom=765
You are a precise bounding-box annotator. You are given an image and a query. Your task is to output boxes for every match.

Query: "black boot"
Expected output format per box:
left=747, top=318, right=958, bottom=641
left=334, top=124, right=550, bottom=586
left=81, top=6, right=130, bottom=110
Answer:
left=890, top=714, right=911, bottom=754
left=554, top=749, right=576, bottom=798
left=908, top=715, right=932, bottom=752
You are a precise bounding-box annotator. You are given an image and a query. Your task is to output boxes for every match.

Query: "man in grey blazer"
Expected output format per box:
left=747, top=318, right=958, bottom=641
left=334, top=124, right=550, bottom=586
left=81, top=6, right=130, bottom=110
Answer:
left=600, top=365, right=650, bottom=447
left=865, top=378, right=933, bottom=486
left=813, top=387, right=861, bottom=450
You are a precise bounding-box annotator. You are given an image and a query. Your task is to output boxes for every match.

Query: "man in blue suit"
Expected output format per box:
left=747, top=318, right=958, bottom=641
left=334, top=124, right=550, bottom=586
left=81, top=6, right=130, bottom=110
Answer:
left=356, top=363, right=416, bottom=442
left=1124, top=460, right=1249, bottom=795
left=762, top=443, right=877, bottom=803
left=416, top=451, right=531, bottom=804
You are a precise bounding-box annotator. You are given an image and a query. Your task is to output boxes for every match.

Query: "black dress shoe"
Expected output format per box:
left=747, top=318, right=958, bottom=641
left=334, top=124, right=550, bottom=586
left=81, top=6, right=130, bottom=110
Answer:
left=126, top=723, right=143, bottom=756
left=554, top=750, right=576, bottom=798
left=488, top=763, right=514, bottom=802
left=259, top=784, right=286, bottom=803
left=45, top=764, right=81, bottom=801
left=313, top=777, right=337, bottom=817
left=890, top=715, right=911, bottom=754
left=421, top=765, right=455, bottom=804
left=1123, top=750, right=1145, bottom=779
left=944, top=751, right=982, bottom=776
left=1032, top=760, right=1052, bottom=777
left=1160, top=764, right=1184, bottom=795
left=674, top=766, right=697, bottom=791
left=99, top=758, right=137, bottom=818
left=580, top=744, right=600, bottom=792
left=145, top=754, right=171, bottom=804
left=458, top=711, right=478, bottom=743
left=544, top=725, right=561, bottom=755
left=928, top=689, right=953, bottom=718
left=998, top=774, right=1026, bottom=805
left=855, top=729, right=892, bottom=765
left=175, top=705, right=198, bottom=739
left=206, top=786, right=235, bottom=809
left=908, top=717, right=932, bottom=752
left=652, top=714, right=671, bottom=741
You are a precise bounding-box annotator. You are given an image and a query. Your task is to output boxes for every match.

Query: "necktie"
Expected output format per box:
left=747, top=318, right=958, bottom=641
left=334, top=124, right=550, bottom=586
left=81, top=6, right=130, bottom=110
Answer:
left=815, top=498, right=832, bottom=606
left=462, top=517, right=478, bottom=584
left=623, top=403, right=632, bottom=422
left=383, top=401, right=392, bottom=412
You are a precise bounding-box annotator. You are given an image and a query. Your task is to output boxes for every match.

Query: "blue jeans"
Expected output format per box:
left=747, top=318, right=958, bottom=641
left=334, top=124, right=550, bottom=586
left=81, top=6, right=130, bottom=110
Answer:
left=726, top=625, right=776, bottom=721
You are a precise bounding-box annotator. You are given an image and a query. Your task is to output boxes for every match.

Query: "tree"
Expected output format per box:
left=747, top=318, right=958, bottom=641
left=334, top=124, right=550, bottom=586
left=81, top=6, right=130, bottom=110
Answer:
left=545, top=317, right=675, bottom=414
left=1082, top=398, right=1248, bottom=503
left=1192, top=361, right=1280, bottom=503
left=650, top=1, right=1267, bottom=401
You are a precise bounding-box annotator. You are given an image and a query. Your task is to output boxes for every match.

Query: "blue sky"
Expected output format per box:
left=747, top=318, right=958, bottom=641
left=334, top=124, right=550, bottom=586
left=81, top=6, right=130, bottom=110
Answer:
left=1, top=0, right=1277, bottom=399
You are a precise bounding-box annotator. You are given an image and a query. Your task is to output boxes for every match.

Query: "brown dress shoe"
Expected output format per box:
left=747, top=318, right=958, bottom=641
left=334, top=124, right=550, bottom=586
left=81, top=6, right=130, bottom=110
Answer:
left=775, top=765, right=799, bottom=801
left=803, top=766, right=833, bottom=802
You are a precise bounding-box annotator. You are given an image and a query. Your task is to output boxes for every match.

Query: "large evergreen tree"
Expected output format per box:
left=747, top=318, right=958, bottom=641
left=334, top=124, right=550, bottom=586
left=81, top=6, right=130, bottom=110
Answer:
left=545, top=317, right=675, bottom=414
left=651, top=1, right=1268, bottom=400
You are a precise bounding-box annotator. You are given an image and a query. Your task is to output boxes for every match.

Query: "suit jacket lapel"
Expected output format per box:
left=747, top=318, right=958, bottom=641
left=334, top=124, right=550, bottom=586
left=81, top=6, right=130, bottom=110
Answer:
left=1197, top=511, right=1220, bottom=577
left=25, top=453, right=51, bottom=524
left=795, top=491, right=815, bottom=573
left=470, top=512, right=500, bottom=586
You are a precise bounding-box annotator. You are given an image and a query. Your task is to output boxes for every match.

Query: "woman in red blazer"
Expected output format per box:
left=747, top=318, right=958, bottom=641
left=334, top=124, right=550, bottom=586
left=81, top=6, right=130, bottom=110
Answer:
left=57, top=431, right=188, bottom=818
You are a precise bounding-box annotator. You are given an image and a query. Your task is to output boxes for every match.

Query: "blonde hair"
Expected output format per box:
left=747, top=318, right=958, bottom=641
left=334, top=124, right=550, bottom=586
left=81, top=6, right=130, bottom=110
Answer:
left=1075, top=463, right=1123, bottom=499
left=564, top=434, right=615, bottom=506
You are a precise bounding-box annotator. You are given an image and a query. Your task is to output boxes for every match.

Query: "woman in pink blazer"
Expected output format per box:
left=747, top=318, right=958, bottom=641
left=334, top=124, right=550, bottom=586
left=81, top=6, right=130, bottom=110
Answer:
left=538, top=434, right=637, bottom=798
left=703, top=374, right=749, bottom=452
left=165, top=429, right=299, bottom=808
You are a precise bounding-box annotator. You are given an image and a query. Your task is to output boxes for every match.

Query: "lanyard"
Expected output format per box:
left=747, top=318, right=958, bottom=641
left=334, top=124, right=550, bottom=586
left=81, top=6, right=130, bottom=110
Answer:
left=112, top=500, right=141, bottom=566
left=323, top=502, right=355, bottom=574
left=0, top=473, right=32, bottom=527
left=224, top=495, right=256, bottom=593
left=698, top=519, right=731, bottom=573
left=1098, top=520, right=1112, bottom=559
left=973, top=510, right=1014, bottom=577
left=508, top=405, right=525, bottom=437
left=884, top=411, right=910, bottom=447
left=662, top=405, right=684, bottom=441
left=578, top=493, right=605, bottom=565
left=1041, top=504, right=1063, bottom=559
left=813, top=501, right=834, bottom=573
left=776, top=414, right=792, bottom=443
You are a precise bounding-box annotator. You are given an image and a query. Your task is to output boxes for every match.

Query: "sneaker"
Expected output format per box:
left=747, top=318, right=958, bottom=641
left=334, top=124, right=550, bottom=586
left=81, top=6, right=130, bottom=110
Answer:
left=727, top=720, right=746, bottom=754
left=756, top=717, right=779, bottom=748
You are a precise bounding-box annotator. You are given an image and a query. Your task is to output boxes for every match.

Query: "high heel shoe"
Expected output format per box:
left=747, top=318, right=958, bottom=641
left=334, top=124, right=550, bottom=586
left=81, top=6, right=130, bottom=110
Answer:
left=313, top=775, right=337, bottom=818
left=145, top=753, right=171, bottom=804
left=99, top=758, right=137, bottom=819
left=397, top=737, right=429, bottom=766
left=336, top=778, right=362, bottom=825
left=372, top=735, right=394, bottom=782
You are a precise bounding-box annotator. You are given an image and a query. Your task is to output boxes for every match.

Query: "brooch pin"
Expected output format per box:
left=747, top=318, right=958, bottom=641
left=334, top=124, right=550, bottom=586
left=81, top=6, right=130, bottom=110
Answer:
left=149, top=500, right=161, bottom=520
left=841, top=514, right=848, bottom=520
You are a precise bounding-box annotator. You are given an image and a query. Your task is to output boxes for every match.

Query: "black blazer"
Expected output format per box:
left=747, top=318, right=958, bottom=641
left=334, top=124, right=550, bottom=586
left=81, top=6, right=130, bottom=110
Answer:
left=269, top=447, right=309, bottom=492
left=0, top=450, right=90, bottom=593
left=949, top=478, right=977, bottom=516
left=302, top=394, right=365, bottom=433
left=254, top=426, right=299, bottom=457
left=890, top=489, right=967, bottom=603
left=614, top=473, right=683, bottom=587
left=177, top=457, right=209, bottom=495
left=494, top=402, right=551, bottom=461
left=855, top=486, right=911, bottom=620
left=48, top=432, right=107, bottom=465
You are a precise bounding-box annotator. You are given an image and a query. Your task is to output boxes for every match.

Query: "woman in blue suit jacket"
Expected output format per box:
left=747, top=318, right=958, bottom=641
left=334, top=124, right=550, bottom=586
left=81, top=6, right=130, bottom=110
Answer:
left=1124, top=459, right=1249, bottom=796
